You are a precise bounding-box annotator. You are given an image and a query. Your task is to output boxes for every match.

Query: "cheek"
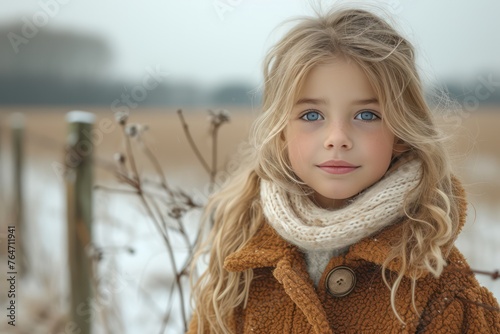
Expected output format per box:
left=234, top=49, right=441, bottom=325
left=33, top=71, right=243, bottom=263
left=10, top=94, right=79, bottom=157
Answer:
left=287, top=138, right=301, bottom=166
left=286, top=133, right=311, bottom=168
left=365, top=131, right=395, bottom=161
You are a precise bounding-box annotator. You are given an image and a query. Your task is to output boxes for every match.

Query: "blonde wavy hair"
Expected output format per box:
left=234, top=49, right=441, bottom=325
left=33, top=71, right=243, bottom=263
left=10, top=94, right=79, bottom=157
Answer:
left=190, top=6, right=462, bottom=332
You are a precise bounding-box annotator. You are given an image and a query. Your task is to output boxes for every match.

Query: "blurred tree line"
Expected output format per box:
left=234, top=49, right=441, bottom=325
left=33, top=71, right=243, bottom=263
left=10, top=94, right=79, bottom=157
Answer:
left=0, top=24, right=260, bottom=107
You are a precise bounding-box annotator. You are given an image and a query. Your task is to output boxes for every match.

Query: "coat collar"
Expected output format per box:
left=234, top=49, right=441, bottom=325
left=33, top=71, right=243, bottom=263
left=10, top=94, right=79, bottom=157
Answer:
left=223, top=220, right=400, bottom=273
left=224, top=220, right=292, bottom=272
left=224, top=176, right=467, bottom=277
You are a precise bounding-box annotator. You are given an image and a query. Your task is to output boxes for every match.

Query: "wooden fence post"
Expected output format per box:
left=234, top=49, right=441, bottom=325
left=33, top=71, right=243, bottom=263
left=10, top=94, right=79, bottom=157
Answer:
left=65, top=111, right=95, bottom=334
left=0, top=117, right=3, bottom=221
left=10, top=112, right=26, bottom=277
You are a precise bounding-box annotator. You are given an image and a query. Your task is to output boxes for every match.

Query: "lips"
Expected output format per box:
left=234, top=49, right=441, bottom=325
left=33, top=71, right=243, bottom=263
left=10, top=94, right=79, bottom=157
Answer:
left=316, top=160, right=359, bottom=175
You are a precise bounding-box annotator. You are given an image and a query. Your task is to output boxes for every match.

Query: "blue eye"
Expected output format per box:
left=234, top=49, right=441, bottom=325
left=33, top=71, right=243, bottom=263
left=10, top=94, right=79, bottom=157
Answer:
left=355, top=111, right=379, bottom=121
left=300, top=111, right=324, bottom=121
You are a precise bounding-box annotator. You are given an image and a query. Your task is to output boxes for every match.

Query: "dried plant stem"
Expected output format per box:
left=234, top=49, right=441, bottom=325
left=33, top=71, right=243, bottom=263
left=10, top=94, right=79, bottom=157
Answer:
left=456, top=296, right=500, bottom=312
left=141, top=141, right=175, bottom=199
left=159, top=281, right=177, bottom=334
left=179, top=224, right=205, bottom=276
left=137, top=192, right=189, bottom=331
left=94, top=184, right=169, bottom=201
left=95, top=108, right=230, bottom=332
left=472, top=269, right=500, bottom=280
left=121, top=125, right=140, bottom=182
left=209, top=125, right=219, bottom=193
left=93, top=185, right=140, bottom=195
left=114, top=171, right=139, bottom=188
left=177, top=109, right=211, bottom=175
left=173, top=216, right=192, bottom=253
left=117, top=121, right=190, bottom=329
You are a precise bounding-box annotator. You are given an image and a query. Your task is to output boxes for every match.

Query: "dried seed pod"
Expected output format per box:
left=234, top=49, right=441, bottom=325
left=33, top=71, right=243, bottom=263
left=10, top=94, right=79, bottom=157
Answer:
left=114, top=152, right=126, bottom=164
left=207, top=109, right=231, bottom=127
left=125, top=124, right=138, bottom=137
left=168, top=207, right=184, bottom=219
left=114, top=111, right=129, bottom=125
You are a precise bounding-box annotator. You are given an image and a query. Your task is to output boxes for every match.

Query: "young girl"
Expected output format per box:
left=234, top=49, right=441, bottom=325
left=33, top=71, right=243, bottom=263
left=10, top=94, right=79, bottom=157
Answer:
left=188, top=7, right=500, bottom=334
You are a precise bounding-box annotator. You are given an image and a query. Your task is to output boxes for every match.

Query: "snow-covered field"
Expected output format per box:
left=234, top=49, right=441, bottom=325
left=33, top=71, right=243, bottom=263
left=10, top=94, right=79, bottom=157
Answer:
left=1, top=156, right=203, bottom=333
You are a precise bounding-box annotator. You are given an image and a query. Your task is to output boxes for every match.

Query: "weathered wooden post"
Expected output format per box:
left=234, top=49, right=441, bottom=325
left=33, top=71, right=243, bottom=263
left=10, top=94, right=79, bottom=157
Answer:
left=65, top=111, right=95, bottom=334
left=0, top=118, right=2, bottom=209
left=10, top=112, right=26, bottom=277
left=0, top=117, right=3, bottom=222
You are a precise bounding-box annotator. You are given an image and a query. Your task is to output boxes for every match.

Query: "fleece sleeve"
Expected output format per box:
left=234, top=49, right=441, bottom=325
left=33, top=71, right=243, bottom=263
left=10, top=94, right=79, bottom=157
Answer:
left=418, top=286, right=500, bottom=333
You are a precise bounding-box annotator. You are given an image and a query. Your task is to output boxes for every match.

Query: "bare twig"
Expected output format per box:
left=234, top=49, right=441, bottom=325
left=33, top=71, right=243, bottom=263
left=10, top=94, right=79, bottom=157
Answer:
left=456, top=296, right=500, bottom=312
left=95, top=108, right=231, bottom=332
left=210, top=122, right=218, bottom=192
left=91, top=113, right=192, bottom=330
left=177, top=109, right=211, bottom=175
left=93, top=185, right=140, bottom=195
left=145, top=196, right=188, bottom=330
left=207, top=109, right=230, bottom=192
left=139, top=139, right=175, bottom=199
left=121, top=124, right=140, bottom=184
left=159, top=280, right=177, bottom=334
left=472, top=269, right=500, bottom=280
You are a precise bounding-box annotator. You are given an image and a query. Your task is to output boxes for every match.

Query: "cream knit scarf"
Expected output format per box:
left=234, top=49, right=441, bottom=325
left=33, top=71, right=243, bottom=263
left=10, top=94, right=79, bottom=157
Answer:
left=260, top=159, right=421, bottom=252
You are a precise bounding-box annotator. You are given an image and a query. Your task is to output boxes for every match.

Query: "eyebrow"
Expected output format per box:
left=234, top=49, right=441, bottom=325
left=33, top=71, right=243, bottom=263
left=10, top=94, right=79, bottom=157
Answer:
left=294, top=97, right=379, bottom=106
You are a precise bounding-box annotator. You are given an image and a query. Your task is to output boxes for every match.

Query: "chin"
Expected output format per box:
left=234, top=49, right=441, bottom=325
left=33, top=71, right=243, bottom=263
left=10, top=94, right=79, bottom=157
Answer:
left=313, top=191, right=358, bottom=208
left=319, top=190, right=358, bottom=201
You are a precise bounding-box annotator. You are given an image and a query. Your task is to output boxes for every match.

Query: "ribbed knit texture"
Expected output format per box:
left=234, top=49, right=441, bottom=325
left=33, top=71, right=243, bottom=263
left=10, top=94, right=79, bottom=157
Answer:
left=260, top=159, right=421, bottom=252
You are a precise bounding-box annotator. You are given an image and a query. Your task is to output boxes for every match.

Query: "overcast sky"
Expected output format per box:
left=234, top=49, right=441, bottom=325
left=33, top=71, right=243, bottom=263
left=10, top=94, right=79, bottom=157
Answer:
left=1, top=0, right=499, bottom=86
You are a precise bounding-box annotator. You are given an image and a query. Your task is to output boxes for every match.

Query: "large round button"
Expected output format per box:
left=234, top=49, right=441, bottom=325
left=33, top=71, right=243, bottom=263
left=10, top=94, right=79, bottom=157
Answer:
left=325, top=266, right=356, bottom=297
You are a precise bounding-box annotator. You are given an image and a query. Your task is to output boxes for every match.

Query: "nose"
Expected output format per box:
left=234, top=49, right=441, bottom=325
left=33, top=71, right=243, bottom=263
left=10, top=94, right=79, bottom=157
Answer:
left=323, top=121, right=353, bottom=150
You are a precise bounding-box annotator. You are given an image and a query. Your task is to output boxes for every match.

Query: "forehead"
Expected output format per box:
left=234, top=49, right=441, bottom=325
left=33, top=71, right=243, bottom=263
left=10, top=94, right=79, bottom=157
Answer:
left=294, top=58, right=377, bottom=105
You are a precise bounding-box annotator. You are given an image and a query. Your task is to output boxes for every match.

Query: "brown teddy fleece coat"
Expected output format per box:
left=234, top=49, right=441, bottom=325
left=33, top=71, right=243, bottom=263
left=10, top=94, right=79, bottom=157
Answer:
left=188, top=181, right=500, bottom=333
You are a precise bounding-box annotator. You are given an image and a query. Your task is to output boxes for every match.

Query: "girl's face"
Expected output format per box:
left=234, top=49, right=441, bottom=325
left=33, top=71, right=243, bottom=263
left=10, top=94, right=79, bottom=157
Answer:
left=285, top=57, right=396, bottom=209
